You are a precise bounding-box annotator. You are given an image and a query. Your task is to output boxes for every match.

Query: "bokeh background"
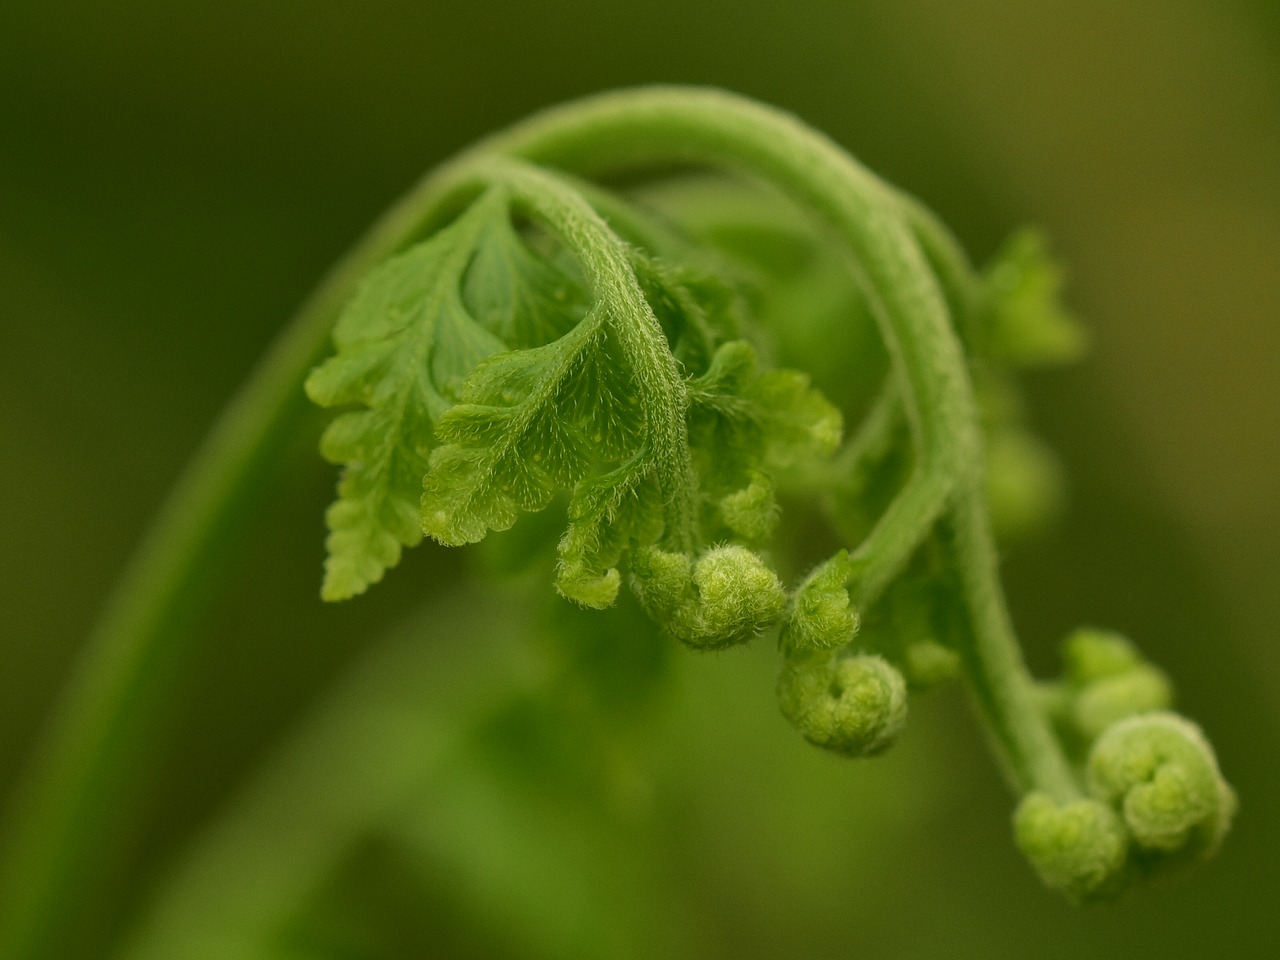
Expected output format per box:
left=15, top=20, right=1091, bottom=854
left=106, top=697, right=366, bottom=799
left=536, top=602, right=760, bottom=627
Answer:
left=2, top=1, right=1277, bottom=958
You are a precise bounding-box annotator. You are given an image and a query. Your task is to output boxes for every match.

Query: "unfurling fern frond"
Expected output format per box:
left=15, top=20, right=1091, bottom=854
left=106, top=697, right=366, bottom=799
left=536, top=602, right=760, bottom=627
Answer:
left=302, top=89, right=1232, bottom=902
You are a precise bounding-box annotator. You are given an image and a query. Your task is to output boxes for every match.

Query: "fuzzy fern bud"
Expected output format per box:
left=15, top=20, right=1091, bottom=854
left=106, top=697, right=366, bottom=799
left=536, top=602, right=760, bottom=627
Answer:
left=631, top=544, right=786, bottom=650
left=780, top=551, right=858, bottom=653
left=718, top=471, right=779, bottom=542
left=777, top=651, right=908, bottom=757
left=1014, top=794, right=1130, bottom=902
left=1087, top=712, right=1236, bottom=866
left=1061, top=629, right=1173, bottom=743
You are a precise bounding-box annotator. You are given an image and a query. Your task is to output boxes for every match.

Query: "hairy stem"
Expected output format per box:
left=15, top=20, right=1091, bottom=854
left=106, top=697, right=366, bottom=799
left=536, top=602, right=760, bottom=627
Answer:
left=483, top=156, right=699, bottom=552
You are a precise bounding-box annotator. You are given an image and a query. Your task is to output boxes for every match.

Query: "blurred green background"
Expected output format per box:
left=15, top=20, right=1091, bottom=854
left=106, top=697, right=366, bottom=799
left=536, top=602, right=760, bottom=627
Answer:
left=2, top=1, right=1277, bottom=958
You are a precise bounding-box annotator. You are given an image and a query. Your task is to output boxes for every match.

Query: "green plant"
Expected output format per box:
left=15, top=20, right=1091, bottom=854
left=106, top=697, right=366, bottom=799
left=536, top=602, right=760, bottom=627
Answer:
left=0, top=87, right=1234, bottom=958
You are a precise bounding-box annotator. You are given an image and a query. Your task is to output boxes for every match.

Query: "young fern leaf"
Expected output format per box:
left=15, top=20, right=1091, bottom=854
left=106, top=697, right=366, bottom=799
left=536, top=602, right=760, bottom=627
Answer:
left=556, top=455, right=665, bottom=608
left=305, top=187, right=592, bottom=600
left=419, top=163, right=700, bottom=610
left=421, top=317, right=654, bottom=553
left=462, top=205, right=588, bottom=348
left=418, top=161, right=841, bottom=632
left=687, top=339, right=843, bottom=472
left=305, top=194, right=507, bottom=600
left=978, top=229, right=1087, bottom=367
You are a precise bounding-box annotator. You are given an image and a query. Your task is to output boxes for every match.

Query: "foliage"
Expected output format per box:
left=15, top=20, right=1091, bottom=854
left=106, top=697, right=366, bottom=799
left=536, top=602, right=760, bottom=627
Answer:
left=0, top=88, right=1234, bottom=959
left=302, top=92, right=1235, bottom=904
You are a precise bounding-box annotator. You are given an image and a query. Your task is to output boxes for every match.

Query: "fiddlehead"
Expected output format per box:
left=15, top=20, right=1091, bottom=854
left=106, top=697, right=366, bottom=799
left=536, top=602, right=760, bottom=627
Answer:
left=297, top=87, right=1233, bottom=901
left=1087, top=714, right=1234, bottom=864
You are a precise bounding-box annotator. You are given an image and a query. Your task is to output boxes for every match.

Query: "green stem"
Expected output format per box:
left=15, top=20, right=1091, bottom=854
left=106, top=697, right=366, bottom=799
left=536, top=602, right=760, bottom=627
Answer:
left=945, top=503, right=1079, bottom=799
left=0, top=164, right=487, bottom=960
left=896, top=192, right=984, bottom=350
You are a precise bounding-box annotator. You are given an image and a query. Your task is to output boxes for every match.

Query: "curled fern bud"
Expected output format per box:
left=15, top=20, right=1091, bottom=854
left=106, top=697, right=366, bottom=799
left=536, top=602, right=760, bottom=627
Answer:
left=777, top=651, right=907, bottom=757
left=979, top=229, right=1087, bottom=367
left=1063, top=628, right=1143, bottom=681
left=1073, top=667, right=1172, bottom=743
left=1060, top=629, right=1173, bottom=743
left=1014, top=794, right=1130, bottom=902
left=556, top=564, right=623, bottom=611
left=628, top=544, right=692, bottom=615
left=902, top=639, right=960, bottom=689
left=780, top=550, right=857, bottom=653
left=718, top=471, right=779, bottom=542
left=691, top=545, right=787, bottom=644
left=1087, top=712, right=1236, bottom=866
left=631, top=544, right=786, bottom=650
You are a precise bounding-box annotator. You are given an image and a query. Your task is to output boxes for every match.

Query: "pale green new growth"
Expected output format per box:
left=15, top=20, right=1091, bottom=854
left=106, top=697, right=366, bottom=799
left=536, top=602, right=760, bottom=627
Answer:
left=1061, top=629, right=1174, bottom=742
left=297, top=90, right=1230, bottom=902
left=1014, top=794, right=1130, bottom=902
left=631, top=544, right=787, bottom=650
left=2, top=91, right=1232, bottom=959
left=718, top=471, right=778, bottom=543
left=1087, top=713, right=1235, bottom=862
left=1039, top=628, right=1175, bottom=749
left=781, top=551, right=859, bottom=653
left=1015, top=710, right=1234, bottom=902
left=777, top=651, right=908, bottom=757
left=978, top=229, right=1088, bottom=367
left=305, top=189, right=564, bottom=600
